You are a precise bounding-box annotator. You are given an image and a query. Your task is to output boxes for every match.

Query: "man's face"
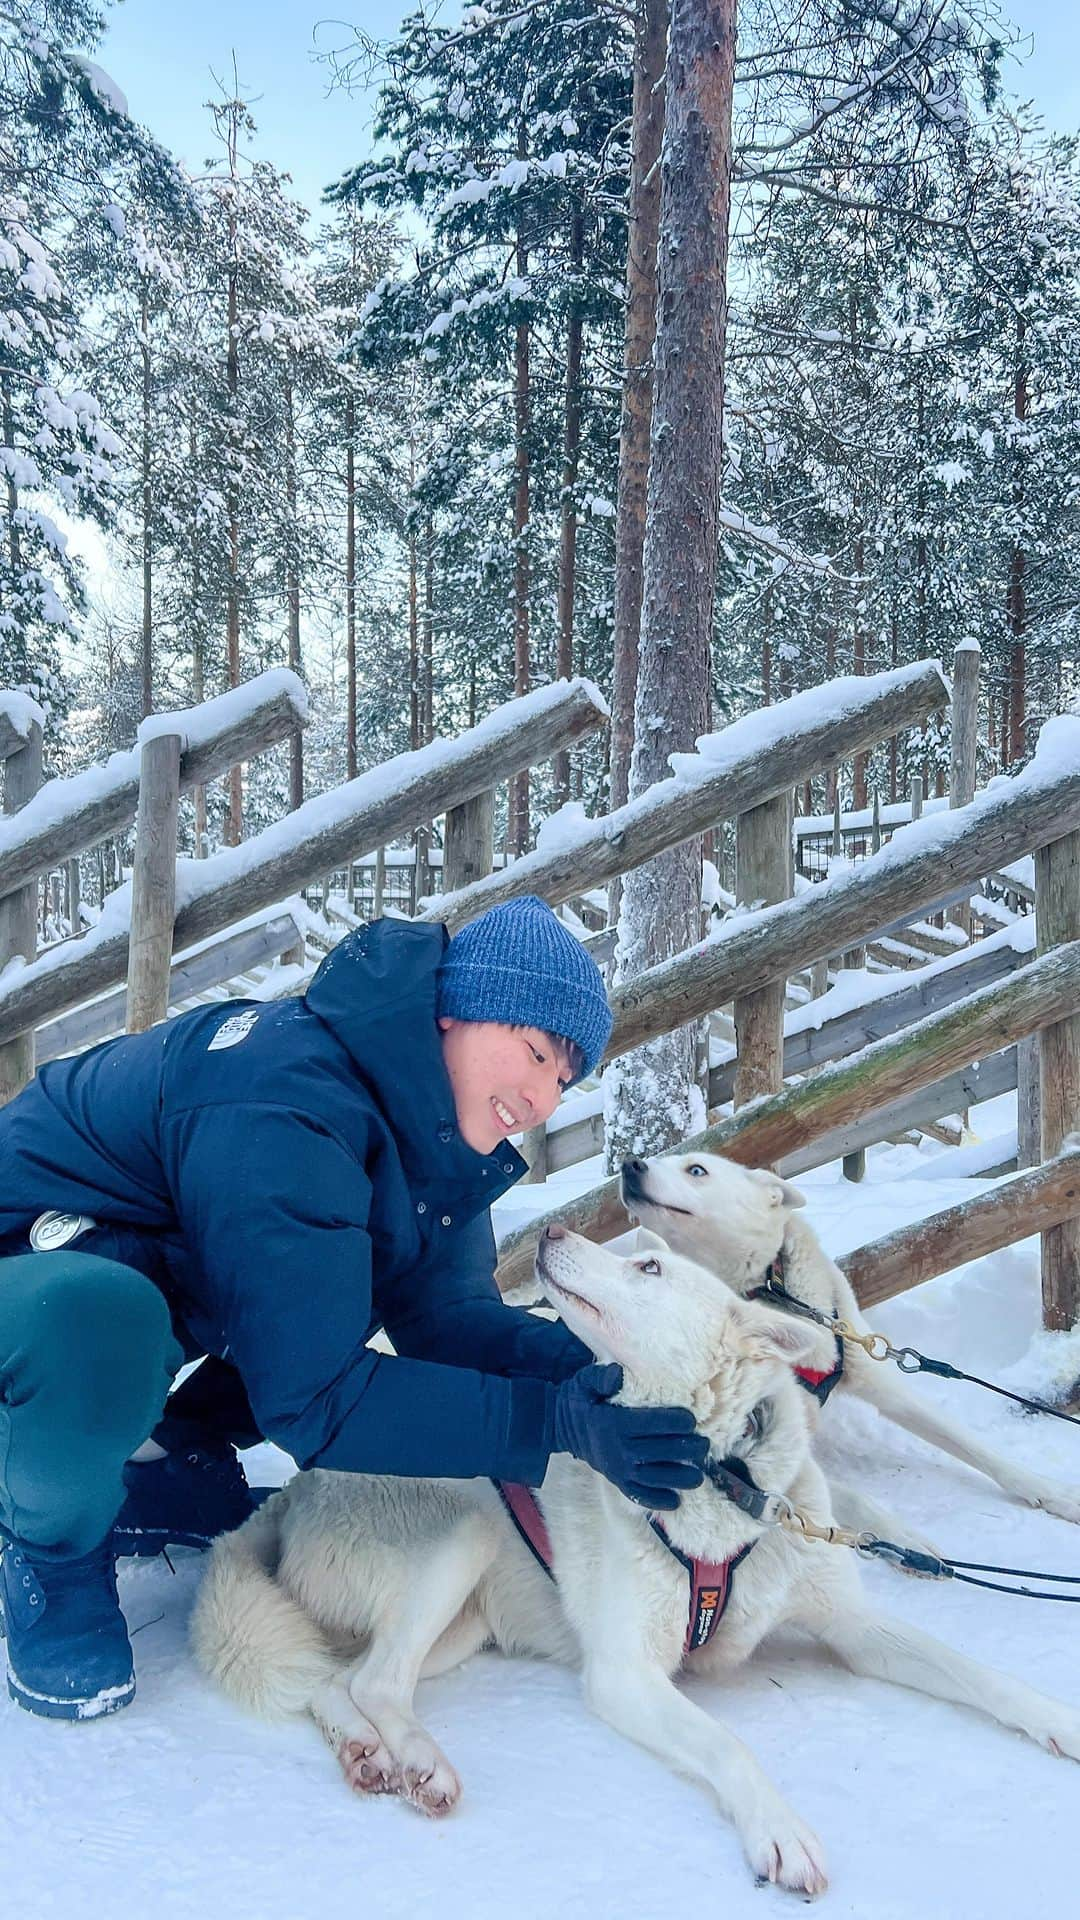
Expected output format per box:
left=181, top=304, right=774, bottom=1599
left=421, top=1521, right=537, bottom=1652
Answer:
left=437, top=1019, right=573, bottom=1154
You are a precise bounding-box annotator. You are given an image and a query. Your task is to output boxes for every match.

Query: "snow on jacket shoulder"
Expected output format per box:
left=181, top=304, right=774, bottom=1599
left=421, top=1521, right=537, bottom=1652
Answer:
left=0, top=920, right=587, bottom=1481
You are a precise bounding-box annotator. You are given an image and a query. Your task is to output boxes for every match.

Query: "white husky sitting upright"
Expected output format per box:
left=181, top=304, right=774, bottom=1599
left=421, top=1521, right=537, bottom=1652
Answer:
left=192, top=1224, right=1080, bottom=1897
left=621, top=1151, right=1080, bottom=1529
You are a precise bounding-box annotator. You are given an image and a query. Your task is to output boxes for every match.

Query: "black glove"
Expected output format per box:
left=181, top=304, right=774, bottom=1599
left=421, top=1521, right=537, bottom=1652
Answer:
left=552, top=1362, right=708, bottom=1510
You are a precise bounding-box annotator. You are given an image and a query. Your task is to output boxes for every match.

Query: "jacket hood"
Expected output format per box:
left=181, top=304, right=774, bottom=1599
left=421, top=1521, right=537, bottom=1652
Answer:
left=304, top=920, right=526, bottom=1196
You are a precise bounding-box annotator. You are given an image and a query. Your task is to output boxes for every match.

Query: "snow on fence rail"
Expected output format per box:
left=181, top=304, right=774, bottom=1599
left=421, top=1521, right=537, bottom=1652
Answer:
left=0, top=669, right=308, bottom=905
left=495, top=935, right=1080, bottom=1294
left=422, top=659, right=949, bottom=935
left=603, top=713, right=1080, bottom=1063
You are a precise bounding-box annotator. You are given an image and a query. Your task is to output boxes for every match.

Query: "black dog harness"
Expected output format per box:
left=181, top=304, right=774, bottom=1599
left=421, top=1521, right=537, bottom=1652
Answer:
left=747, top=1250, right=845, bottom=1407
left=495, top=1479, right=756, bottom=1657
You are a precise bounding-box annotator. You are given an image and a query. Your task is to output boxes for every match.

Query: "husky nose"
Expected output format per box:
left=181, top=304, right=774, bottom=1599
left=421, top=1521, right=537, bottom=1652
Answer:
left=624, top=1159, right=648, bottom=1176
left=544, top=1224, right=567, bottom=1242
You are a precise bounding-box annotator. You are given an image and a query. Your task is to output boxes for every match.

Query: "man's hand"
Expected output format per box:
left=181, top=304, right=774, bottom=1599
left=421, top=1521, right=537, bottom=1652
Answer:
left=553, top=1362, right=707, bottom=1510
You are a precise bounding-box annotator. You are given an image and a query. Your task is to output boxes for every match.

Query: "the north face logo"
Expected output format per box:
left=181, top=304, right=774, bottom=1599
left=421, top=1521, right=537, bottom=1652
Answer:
left=207, top=1009, right=259, bottom=1052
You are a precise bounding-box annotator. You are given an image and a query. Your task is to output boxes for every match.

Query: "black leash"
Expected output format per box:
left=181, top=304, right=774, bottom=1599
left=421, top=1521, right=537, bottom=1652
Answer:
left=750, top=1273, right=1080, bottom=1428
left=704, top=1457, right=1080, bottom=1604
left=858, top=1536, right=1080, bottom=1602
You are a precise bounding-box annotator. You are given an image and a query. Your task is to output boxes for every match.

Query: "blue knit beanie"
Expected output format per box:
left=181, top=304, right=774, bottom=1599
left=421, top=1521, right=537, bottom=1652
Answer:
left=435, top=895, right=612, bottom=1081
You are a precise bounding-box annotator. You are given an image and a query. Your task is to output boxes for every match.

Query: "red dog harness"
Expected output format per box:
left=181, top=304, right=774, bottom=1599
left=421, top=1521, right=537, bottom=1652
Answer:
left=495, top=1480, right=754, bottom=1658
left=749, top=1251, right=845, bottom=1407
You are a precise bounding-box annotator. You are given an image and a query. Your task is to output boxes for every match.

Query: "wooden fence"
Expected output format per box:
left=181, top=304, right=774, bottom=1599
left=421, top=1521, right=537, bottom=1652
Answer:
left=2, top=645, right=1077, bottom=1338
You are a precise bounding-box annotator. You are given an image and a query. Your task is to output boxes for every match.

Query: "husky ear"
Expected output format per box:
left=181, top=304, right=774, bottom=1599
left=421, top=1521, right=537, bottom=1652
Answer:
left=733, top=1300, right=819, bottom=1367
left=633, top=1226, right=670, bottom=1252
left=745, top=1167, right=807, bottom=1211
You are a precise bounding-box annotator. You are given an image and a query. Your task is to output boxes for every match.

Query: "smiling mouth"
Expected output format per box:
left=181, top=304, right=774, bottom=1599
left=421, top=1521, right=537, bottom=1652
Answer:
left=492, top=1097, right=519, bottom=1131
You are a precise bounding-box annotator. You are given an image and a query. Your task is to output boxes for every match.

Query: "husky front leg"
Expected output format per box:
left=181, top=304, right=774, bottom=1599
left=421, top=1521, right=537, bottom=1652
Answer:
left=583, top=1651, right=828, bottom=1895
left=842, top=1346, right=1080, bottom=1523
left=324, top=1509, right=498, bottom=1816
left=811, top=1604, right=1080, bottom=1759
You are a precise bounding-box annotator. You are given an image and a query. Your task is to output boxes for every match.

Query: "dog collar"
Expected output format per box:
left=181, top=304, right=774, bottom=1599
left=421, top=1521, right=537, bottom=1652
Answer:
left=746, top=1251, right=845, bottom=1406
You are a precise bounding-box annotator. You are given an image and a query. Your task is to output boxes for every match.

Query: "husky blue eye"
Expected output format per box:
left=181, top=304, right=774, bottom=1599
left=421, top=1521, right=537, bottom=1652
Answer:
left=639, top=1257, right=661, bottom=1276
left=686, top=1164, right=708, bottom=1177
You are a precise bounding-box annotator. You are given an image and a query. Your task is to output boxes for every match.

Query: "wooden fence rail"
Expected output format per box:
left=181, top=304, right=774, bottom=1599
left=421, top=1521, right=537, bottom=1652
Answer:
left=840, top=1144, right=1080, bottom=1309
left=495, top=938, right=1080, bottom=1292
left=0, top=671, right=308, bottom=905
left=0, top=678, right=607, bottom=1051
left=604, top=754, right=1080, bottom=1063
left=423, top=660, right=949, bottom=934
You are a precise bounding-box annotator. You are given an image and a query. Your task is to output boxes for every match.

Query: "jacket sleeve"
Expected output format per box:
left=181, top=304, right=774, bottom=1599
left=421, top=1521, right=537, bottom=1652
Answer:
left=380, top=1210, right=591, bottom=1384
left=166, top=1104, right=555, bottom=1482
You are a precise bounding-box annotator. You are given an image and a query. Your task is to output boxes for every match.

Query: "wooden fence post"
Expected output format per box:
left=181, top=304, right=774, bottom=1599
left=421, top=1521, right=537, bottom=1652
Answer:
left=949, top=642, right=980, bottom=936
left=126, top=731, right=181, bottom=1034
left=910, top=773, right=923, bottom=822
left=0, top=718, right=43, bottom=1104
left=373, top=846, right=385, bottom=919
left=443, top=789, right=494, bottom=896
left=733, top=791, right=792, bottom=1111
left=1036, top=828, right=1080, bottom=1329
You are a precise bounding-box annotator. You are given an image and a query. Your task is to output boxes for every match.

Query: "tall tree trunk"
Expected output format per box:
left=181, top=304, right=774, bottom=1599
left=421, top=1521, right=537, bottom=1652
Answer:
left=605, top=0, right=736, bottom=1165
left=283, top=368, right=303, bottom=810
left=609, top=0, right=669, bottom=834
left=345, top=385, right=357, bottom=779
left=509, top=168, right=532, bottom=856
left=849, top=293, right=868, bottom=811
left=554, top=212, right=585, bottom=809
left=1007, top=317, right=1028, bottom=766
left=423, top=513, right=434, bottom=743
left=224, top=106, right=243, bottom=845
left=140, top=277, right=153, bottom=719
left=189, top=408, right=207, bottom=856
left=3, top=373, right=25, bottom=681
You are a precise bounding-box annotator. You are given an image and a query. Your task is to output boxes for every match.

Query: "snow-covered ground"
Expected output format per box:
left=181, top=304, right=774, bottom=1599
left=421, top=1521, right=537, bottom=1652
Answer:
left=8, top=1098, right=1080, bottom=1919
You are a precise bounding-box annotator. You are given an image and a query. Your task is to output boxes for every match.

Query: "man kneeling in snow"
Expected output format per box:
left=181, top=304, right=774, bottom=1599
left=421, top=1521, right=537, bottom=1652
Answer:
left=0, top=895, right=705, bottom=1720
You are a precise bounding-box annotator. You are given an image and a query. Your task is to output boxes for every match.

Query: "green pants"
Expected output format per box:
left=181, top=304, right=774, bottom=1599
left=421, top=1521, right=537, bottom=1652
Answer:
left=0, top=1252, right=182, bottom=1559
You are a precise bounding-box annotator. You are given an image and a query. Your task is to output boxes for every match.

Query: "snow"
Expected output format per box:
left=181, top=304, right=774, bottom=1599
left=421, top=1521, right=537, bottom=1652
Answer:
left=7, top=1143, right=1080, bottom=1917
left=0, top=688, right=46, bottom=739
left=67, top=54, right=130, bottom=118
left=136, top=669, right=307, bottom=753
left=0, top=670, right=307, bottom=886
left=436, top=663, right=947, bottom=928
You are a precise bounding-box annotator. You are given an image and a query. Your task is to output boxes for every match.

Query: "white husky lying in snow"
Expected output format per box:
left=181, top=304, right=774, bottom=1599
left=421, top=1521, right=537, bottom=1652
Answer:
left=192, top=1221, right=1080, bottom=1897
left=621, top=1152, right=1080, bottom=1533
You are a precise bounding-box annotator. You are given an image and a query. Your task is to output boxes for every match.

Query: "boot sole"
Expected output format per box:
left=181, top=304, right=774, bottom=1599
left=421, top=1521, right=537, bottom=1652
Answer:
left=7, top=1666, right=135, bottom=1720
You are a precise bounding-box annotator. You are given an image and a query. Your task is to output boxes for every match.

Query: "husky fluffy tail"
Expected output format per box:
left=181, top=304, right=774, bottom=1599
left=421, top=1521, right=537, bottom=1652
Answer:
left=190, top=1487, right=341, bottom=1718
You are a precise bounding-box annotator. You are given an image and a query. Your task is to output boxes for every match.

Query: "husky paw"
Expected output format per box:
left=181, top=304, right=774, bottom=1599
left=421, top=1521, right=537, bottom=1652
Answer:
left=1020, top=1481, right=1080, bottom=1526
left=398, top=1729, right=462, bottom=1817
left=744, top=1803, right=828, bottom=1897
left=1033, top=1708, right=1080, bottom=1762
left=339, top=1732, right=401, bottom=1797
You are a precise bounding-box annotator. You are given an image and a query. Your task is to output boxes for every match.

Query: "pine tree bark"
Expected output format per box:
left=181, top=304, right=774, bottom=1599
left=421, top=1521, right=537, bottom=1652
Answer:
left=140, top=278, right=153, bottom=719
left=1007, top=318, right=1028, bottom=767
left=609, top=0, right=669, bottom=833
left=284, top=368, right=304, bottom=811
left=224, top=107, right=243, bottom=846
left=509, top=176, right=532, bottom=856
left=189, top=408, right=207, bottom=856
left=554, top=212, right=585, bottom=809
left=605, top=0, right=736, bottom=1167
left=345, top=386, right=358, bottom=780
left=423, top=514, right=434, bottom=743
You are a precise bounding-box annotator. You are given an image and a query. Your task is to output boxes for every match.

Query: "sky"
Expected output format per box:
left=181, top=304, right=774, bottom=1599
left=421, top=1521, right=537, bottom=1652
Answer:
left=95, top=0, right=1079, bottom=221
